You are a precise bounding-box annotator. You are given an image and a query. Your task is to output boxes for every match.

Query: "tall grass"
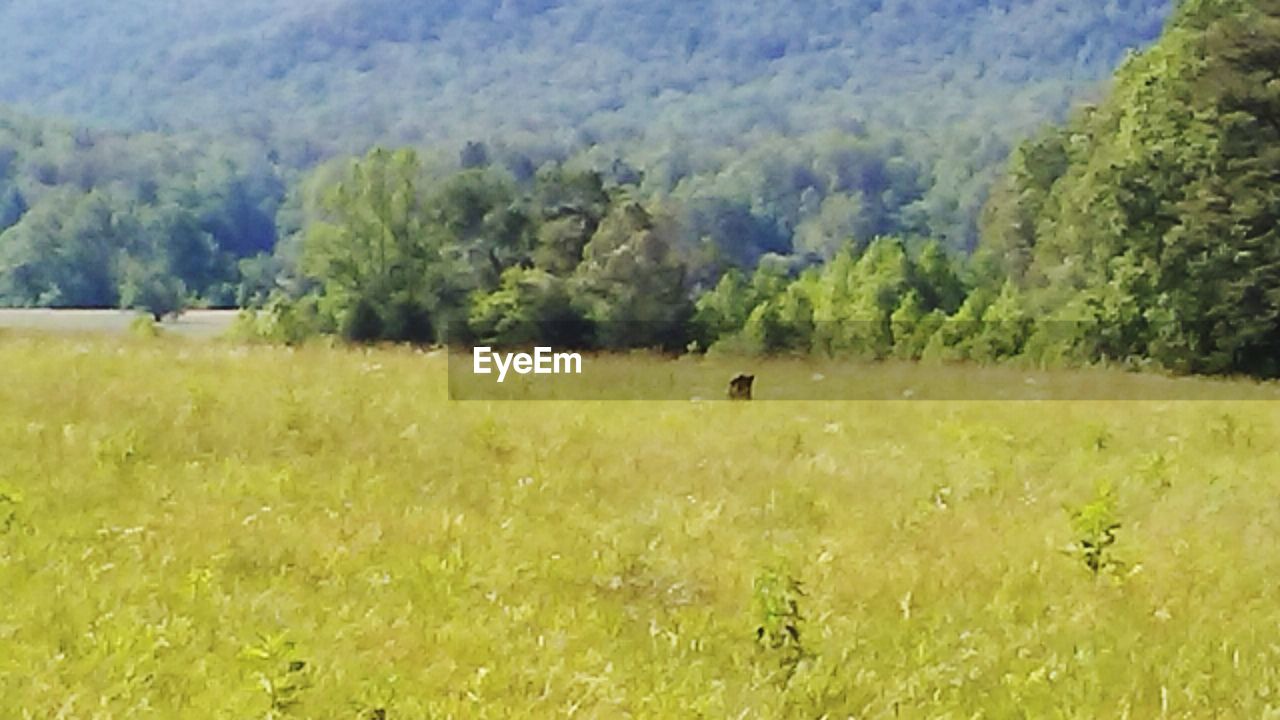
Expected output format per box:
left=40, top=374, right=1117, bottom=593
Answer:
left=2, top=335, right=1279, bottom=717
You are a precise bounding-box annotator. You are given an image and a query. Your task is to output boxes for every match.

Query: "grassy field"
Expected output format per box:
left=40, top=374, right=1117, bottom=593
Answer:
left=2, top=334, right=1280, bottom=718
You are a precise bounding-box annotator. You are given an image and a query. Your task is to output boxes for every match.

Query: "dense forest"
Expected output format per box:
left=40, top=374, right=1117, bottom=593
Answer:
left=977, top=0, right=1280, bottom=375
left=0, top=0, right=1169, bottom=265
left=686, top=0, right=1280, bottom=374
left=0, top=0, right=1169, bottom=159
left=8, top=0, right=1280, bottom=378
left=0, top=111, right=285, bottom=313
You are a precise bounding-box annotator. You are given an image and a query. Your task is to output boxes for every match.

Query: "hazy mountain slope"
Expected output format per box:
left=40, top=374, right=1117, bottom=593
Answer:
left=0, top=0, right=1171, bottom=161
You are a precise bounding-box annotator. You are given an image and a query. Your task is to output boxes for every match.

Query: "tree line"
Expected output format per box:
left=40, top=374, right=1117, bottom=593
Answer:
left=5, top=0, right=1279, bottom=379
left=974, top=0, right=1280, bottom=376
left=0, top=1, right=1176, bottom=313
left=242, top=149, right=693, bottom=349
left=243, top=0, right=1280, bottom=380
left=0, top=110, right=285, bottom=317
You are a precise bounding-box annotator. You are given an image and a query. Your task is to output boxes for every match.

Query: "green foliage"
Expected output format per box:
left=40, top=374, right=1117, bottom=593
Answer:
left=240, top=632, right=312, bottom=719
left=23, top=0, right=1280, bottom=384
left=301, top=148, right=452, bottom=344
left=530, top=167, right=610, bottom=275
left=742, top=280, right=817, bottom=356
left=340, top=297, right=385, bottom=344
left=692, top=269, right=754, bottom=349
left=128, top=314, right=164, bottom=340
left=0, top=110, right=283, bottom=310
left=303, top=148, right=431, bottom=303
left=890, top=292, right=944, bottom=360
left=468, top=268, right=590, bottom=348
left=977, top=0, right=1280, bottom=377
left=0, top=1, right=1168, bottom=179
left=0, top=2, right=1185, bottom=337
left=696, top=259, right=807, bottom=354
left=0, top=484, right=21, bottom=534
left=913, top=240, right=967, bottom=315
left=690, top=239, right=971, bottom=359
left=236, top=254, right=286, bottom=308
left=569, top=202, right=691, bottom=350
left=753, top=567, right=809, bottom=686
left=0, top=0, right=1171, bottom=274
left=230, top=295, right=328, bottom=346
left=293, top=149, right=690, bottom=348
left=964, top=281, right=1033, bottom=362
left=1067, top=482, right=1124, bottom=579
left=0, top=188, right=127, bottom=307
left=119, top=258, right=188, bottom=321
left=975, top=127, right=1071, bottom=284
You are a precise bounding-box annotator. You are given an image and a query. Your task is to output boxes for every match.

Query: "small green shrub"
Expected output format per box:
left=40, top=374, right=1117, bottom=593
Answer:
left=0, top=485, right=21, bottom=533
left=753, top=567, right=809, bottom=685
left=1067, top=482, right=1124, bottom=578
left=229, top=295, right=328, bottom=345
left=129, top=314, right=164, bottom=339
left=1137, top=451, right=1172, bottom=490
left=240, top=632, right=312, bottom=719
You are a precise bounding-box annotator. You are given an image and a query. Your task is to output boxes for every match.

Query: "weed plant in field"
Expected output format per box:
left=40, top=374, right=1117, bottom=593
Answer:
left=1066, top=482, right=1125, bottom=579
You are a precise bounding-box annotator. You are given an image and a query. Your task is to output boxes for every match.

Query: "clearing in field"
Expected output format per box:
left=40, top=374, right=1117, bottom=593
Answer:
left=0, top=309, right=239, bottom=339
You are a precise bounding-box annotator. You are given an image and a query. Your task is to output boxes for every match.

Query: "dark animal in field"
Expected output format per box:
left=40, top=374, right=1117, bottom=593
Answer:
left=728, top=373, right=755, bottom=401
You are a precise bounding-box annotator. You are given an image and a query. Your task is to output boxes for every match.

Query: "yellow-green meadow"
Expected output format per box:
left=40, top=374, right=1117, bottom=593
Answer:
left=3, top=334, right=1279, bottom=718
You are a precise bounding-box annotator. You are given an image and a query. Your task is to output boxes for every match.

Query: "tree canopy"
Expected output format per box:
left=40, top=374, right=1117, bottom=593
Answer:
left=977, top=0, right=1280, bottom=375
left=0, top=1, right=1171, bottom=250
left=18, top=0, right=1280, bottom=382
left=0, top=110, right=285, bottom=308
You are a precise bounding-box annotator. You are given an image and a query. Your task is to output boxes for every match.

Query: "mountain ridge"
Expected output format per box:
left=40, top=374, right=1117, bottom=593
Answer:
left=0, top=0, right=1171, bottom=161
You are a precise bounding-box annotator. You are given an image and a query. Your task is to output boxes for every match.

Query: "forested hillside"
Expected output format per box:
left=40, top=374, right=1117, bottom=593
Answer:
left=0, top=0, right=1170, bottom=250
left=249, top=0, right=1280, bottom=380
left=0, top=111, right=285, bottom=310
left=26, top=0, right=1267, bottom=374
left=0, top=0, right=1169, bottom=154
left=976, top=0, right=1280, bottom=375
left=660, top=0, right=1280, bottom=376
